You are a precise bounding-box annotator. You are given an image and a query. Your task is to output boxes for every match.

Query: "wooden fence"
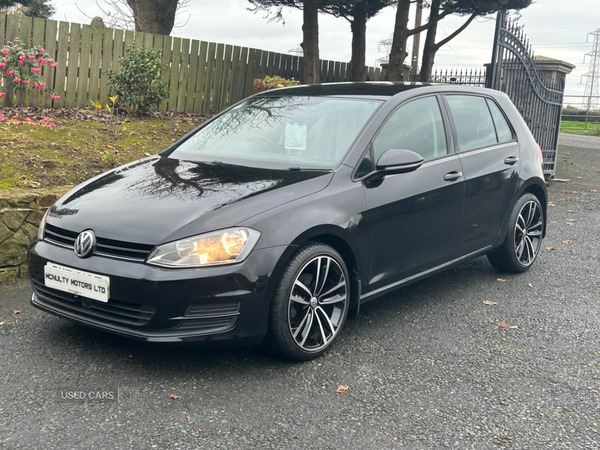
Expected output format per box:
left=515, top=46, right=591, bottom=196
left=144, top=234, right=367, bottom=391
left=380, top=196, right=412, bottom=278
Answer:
left=0, top=13, right=383, bottom=113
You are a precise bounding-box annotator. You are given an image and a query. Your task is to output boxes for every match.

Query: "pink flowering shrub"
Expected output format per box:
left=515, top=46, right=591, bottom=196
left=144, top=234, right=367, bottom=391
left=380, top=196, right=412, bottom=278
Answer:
left=0, top=37, right=60, bottom=106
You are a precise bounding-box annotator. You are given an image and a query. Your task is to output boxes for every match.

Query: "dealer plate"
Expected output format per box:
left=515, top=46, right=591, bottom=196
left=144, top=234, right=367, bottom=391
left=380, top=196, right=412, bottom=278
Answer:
left=44, top=263, right=110, bottom=303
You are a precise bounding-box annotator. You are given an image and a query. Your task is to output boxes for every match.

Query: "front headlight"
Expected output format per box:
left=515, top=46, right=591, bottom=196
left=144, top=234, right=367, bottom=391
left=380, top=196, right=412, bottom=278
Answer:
left=146, top=228, right=261, bottom=268
left=37, top=208, right=50, bottom=241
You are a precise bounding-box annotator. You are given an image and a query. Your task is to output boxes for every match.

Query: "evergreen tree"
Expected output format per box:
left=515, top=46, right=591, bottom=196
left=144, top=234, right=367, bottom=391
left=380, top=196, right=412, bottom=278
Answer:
left=387, top=0, right=532, bottom=81
left=24, top=0, right=55, bottom=19
left=0, top=0, right=31, bottom=9
left=248, top=0, right=323, bottom=84
left=320, top=1, right=394, bottom=81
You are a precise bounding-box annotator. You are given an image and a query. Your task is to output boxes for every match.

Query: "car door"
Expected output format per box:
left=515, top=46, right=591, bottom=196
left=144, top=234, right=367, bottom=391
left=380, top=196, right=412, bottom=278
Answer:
left=443, top=95, right=520, bottom=256
left=361, top=95, right=464, bottom=294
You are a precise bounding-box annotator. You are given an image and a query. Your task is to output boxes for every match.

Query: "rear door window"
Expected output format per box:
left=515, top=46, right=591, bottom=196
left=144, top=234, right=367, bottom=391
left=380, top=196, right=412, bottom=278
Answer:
left=446, top=95, right=497, bottom=152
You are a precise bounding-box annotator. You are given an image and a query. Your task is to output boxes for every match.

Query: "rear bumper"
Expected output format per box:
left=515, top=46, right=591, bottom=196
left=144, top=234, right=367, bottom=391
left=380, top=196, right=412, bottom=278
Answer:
left=28, top=239, right=287, bottom=345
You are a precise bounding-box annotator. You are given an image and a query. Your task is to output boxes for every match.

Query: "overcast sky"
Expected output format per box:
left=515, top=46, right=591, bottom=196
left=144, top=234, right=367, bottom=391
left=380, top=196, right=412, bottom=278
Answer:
left=55, top=0, right=598, bottom=102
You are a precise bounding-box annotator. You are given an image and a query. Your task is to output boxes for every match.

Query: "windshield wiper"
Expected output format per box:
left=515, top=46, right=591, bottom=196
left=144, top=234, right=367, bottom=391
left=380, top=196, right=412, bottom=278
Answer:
left=287, top=167, right=332, bottom=172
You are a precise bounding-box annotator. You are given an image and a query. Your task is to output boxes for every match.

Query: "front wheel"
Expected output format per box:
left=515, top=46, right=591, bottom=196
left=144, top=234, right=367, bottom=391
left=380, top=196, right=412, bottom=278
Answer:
left=266, top=243, right=350, bottom=361
left=488, top=193, right=544, bottom=273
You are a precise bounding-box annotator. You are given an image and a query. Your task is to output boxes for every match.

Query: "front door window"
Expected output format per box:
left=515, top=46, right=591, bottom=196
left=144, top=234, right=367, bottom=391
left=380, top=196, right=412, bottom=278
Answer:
left=373, top=96, right=448, bottom=163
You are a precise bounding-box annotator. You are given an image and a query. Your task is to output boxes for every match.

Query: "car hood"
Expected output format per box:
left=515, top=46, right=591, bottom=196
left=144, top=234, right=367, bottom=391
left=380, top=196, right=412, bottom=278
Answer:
left=48, top=156, right=333, bottom=245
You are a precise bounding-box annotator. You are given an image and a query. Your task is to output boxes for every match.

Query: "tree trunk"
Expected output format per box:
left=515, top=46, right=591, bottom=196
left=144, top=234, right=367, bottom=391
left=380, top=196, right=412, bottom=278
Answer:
left=419, top=0, right=440, bottom=82
left=386, top=0, right=411, bottom=81
left=2, top=78, right=14, bottom=107
left=349, top=0, right=367, bottom=82
left=17, top=89, right=26, bottom=112
left=126, top=0, right=178, bottom=35
left=418, top=5, right=477, bottom=81
left=410, top=0, right=424, bottom=76
left=302, top=0, right=320, bottom=84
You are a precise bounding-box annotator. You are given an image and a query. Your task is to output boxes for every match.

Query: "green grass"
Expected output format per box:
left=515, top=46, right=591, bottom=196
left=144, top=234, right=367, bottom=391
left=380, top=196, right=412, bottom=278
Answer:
left=0, top=116, right=200, bottom=190
left=560, top=121, right=600, bottom=135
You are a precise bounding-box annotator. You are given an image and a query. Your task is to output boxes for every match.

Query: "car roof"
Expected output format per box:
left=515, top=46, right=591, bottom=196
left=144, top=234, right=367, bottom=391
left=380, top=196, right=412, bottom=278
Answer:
left=254, top=82, right=505, bottom=101
left=255, top=82, right=434, bottom=99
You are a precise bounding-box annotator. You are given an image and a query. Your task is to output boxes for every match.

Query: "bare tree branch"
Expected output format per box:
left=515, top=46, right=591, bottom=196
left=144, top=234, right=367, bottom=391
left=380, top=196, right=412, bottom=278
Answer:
left=434, top=12, right=477, bottom=50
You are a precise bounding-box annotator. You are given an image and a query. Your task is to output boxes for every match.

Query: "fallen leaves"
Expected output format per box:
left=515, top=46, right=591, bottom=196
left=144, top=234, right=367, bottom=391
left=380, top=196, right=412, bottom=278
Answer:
left=489, top=319, right=518, bottom=330
left=497, top=278, right=507, bottom=282
left=336, top=385, right=350, bottom=394
left=0, top=321, right=5, bottom=326
left=590, top=189, right=599, bottom=193
left=13, top=310, right=21, bottom=314
left=528, top=283, right=533, bottom=288
left=483, top=300, right=497, bottom=306
left=546, top=247, right=556, bottom=251
left=169, top=394, right=181, bottom=400
left=562, top=240, right=572, bottom=245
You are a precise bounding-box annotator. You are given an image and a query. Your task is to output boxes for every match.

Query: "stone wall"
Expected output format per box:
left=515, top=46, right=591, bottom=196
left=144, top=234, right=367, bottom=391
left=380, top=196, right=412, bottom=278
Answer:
left=0, top=187, right=71, bottom=282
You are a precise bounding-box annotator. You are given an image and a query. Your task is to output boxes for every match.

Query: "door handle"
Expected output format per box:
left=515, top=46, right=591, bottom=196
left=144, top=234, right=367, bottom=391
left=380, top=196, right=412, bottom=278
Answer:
left=444, top=171, right=463, bottom=182
left=504, top=156, right=519, bottom=165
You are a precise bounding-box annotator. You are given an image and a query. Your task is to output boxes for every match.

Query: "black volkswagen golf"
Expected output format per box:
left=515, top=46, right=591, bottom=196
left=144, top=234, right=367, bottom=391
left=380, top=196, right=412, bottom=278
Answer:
left=29, top=83, right=547, bottom=360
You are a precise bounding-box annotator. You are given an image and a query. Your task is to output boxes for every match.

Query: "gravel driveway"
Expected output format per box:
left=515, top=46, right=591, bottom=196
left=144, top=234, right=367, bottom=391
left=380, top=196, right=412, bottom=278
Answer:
left=1, top=134, right=599, bottom=449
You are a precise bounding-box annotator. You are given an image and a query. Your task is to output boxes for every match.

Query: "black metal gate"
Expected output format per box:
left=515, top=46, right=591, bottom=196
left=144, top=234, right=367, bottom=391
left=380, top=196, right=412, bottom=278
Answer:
left=488, top=11, right=565, bottom=176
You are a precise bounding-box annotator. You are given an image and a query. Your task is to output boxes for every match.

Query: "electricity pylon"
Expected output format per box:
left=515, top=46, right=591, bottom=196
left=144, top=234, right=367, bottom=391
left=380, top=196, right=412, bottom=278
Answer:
left=582, top=29, right=600, bottom=112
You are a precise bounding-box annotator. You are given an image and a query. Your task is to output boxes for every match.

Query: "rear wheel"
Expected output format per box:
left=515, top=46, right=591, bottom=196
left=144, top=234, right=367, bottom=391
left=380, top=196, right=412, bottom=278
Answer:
left=488, top=193, right=544, bottom=273
left=266, top=243, right=349, bottom=361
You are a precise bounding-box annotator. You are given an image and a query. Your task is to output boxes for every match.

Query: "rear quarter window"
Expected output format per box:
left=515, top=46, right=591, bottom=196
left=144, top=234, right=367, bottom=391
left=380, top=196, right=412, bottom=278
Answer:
left=486, top=99, right=514, bottom=143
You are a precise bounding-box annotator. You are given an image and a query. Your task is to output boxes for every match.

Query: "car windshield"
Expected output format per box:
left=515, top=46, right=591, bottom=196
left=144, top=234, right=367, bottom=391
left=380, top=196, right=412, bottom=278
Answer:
left=167, top=95, right=382, bottom=169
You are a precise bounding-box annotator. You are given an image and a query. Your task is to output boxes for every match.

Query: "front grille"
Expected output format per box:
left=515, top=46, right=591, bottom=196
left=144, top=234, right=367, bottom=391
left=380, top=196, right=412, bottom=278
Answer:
left=44, top=223, right=77, bottom=246
left=95, top=237, right=154, bottom=261
left=32, top=279, right=156, bottom=327
left=44, top=224, right=154, bottom=262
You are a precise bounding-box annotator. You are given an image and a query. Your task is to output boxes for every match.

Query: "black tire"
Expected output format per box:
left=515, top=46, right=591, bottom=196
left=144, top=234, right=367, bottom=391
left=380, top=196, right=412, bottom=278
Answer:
left=487, top=193, right=544, bottom=273
left=265, top=242, right=350, bottom=361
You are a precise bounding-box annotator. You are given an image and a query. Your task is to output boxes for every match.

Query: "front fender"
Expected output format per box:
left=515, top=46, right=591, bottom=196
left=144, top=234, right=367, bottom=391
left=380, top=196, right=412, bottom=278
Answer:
left=240, top=166, right=369, bottom=294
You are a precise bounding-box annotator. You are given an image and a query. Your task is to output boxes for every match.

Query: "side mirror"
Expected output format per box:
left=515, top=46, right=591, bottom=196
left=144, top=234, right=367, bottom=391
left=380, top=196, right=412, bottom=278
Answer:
left=375, top=149, right=424, bottom=175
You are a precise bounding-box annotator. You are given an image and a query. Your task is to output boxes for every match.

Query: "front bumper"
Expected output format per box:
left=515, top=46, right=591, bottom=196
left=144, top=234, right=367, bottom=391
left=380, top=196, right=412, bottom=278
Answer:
left=28, top=239, right=288, bottom=345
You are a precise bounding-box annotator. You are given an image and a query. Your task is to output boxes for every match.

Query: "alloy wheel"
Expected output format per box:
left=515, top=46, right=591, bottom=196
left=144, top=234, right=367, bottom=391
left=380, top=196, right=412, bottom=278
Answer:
left=288, top=255, right=348, bottom=353
left=514, top=200, right=543, bottom=266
